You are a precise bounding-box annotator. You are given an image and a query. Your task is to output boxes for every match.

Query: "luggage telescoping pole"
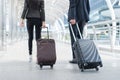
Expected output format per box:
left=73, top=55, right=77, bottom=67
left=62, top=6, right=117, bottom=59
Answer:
left=69, top=23, right=86, bottom=66
left=42, top=27, right=49, bottom=39
left=69, top=23, right=83, bottom=42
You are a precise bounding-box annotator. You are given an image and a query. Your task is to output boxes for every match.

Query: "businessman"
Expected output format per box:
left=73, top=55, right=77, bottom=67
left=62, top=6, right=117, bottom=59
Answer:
left=68, top=0, right=90, bottom=63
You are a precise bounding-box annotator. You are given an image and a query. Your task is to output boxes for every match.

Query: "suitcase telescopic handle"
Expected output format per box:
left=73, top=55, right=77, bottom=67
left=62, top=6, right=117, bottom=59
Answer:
left=69, top=23, right=83, bottom=41
left=42, top=27, right=49, bottom=39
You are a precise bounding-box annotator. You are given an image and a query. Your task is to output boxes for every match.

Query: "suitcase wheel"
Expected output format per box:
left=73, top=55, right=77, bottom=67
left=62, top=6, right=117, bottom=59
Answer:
left=95, top=67, right=99, bottom=71
left=81, top=69, right=84, bottom=72
left=40, top=65, right=43, bottom=69
left=78, top=64, right=84, bottom=72
left=50, top=64, right=53, bottom=69
left=100, top=63, right=103, bottom=67
left=81, top=65, right=84, bottom=72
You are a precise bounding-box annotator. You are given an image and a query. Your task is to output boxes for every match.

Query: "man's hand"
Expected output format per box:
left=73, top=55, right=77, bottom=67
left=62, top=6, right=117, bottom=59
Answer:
left=20, top=19, right=24, bottom=27
left=70, top=19, right=76, bottom=25
left=42, top=21, right=46, bottom=28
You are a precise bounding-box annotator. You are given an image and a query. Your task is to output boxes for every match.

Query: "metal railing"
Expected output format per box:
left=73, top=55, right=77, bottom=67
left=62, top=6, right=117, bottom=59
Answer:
left=85, top=19, right=120, bottom=52
left=53, top=19, right=120, bottom=52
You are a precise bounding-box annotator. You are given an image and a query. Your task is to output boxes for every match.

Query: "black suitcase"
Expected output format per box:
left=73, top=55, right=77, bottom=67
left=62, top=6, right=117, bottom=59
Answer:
left=70, top=23, right=103, bottom=72
left=37, top=27, right=56, bottom=69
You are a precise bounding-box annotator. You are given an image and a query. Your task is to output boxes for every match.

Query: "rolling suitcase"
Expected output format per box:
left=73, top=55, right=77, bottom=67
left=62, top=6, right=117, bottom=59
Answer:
left=37, top=27, right=56, bottom=69
left=70, top=23, right=103, bottom=72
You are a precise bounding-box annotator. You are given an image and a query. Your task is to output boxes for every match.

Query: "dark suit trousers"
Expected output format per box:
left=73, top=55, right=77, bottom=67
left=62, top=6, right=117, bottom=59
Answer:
left=69, top=21, right=85, bottom=59
left=27, top=18, right=42, bottom=55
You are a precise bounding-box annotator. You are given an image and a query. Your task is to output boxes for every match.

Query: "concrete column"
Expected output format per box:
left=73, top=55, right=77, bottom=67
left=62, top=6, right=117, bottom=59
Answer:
left=105, top=0, right=116, bottom=49
left=8, top=0, right=18, bottom=43
left=8, top=0, right=12, bottom=43
left=0, top=0, right=2, bottom=48
left=0, top=0, right=6, bottom=50
left=12, top=0, right=17, bottom=41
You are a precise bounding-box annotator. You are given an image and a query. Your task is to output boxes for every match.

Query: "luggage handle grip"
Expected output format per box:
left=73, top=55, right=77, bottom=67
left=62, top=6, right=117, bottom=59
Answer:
left=42, top=27, right=49, bottom=39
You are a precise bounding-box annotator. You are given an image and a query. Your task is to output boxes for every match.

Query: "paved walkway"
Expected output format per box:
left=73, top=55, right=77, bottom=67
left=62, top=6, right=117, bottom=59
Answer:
left=0, top=40, right=120, bottom=80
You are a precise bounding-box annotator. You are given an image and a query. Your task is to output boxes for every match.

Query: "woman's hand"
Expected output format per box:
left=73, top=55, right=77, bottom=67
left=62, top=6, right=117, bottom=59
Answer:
left=42, top=21, right=46, bottom=28
left=20, top=19, right=24, bottom=27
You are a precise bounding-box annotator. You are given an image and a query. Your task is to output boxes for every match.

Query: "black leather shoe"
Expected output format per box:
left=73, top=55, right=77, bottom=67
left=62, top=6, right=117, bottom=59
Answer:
left=69, top=59, right=77, bottom=64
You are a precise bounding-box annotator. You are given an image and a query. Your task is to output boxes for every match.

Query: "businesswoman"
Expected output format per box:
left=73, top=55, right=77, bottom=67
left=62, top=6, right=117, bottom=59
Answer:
left=20, top=0, right=45, bottom=62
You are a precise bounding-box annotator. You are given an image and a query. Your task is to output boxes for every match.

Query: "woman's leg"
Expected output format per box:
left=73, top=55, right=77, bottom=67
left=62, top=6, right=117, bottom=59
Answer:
left=27, top=19, right=34, bottom=55
left=35, top=18, right=42, bottom=41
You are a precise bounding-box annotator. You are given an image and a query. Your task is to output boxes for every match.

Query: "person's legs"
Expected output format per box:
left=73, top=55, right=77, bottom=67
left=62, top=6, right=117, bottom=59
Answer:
left=35, top=18, right=42, bottom=41
left=69, top=21, right=85, bottom=64
left=69, top=24, right=78, bottom=63
left=27, top=19, right=34, bottom=62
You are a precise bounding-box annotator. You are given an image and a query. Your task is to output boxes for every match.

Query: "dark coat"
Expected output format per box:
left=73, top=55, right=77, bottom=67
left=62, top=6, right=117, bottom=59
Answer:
left=21, top=0, right=45, bottom=21
left=68, top=0, right=90, bottom=22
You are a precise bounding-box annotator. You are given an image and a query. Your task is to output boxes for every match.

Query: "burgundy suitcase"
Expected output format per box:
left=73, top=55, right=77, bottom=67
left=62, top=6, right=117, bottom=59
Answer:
left=37, top=28, right=56, bottom=69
